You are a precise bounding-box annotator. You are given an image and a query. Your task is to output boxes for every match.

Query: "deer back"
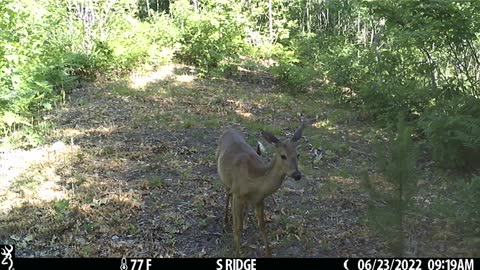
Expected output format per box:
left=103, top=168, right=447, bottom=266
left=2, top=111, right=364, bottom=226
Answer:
left=216, top=129, right=266, bottom=189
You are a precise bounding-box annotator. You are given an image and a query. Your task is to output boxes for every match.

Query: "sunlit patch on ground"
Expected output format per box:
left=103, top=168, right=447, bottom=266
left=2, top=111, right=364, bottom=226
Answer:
left=312, top=119, right=332, bottom=129
left=235, top=109, right=253, bottom=119
left=85, top=124, right=119, bottom=136
left=61, top=128, right=85, bottom=138
left=129, top=64, right=176, bottom=89
left=129, top=64, right=197, bottom=90
left=0, top=141, right=77, bottom=214
left=176, top=74, right=195, bottom=83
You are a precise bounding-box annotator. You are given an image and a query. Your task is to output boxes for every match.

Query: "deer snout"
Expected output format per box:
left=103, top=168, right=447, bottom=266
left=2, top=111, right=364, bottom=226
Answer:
left=292, top=171, right=302, bottom=180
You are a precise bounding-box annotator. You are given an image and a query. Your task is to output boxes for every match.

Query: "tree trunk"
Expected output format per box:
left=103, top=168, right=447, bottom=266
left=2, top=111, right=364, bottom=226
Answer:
left=269, top=0, right=273, bottom=41
left=193, top=0, right=198, bottom=12
left=306, top=0, right=310, bottom=34
left=146, top=0, right=150, bottom=16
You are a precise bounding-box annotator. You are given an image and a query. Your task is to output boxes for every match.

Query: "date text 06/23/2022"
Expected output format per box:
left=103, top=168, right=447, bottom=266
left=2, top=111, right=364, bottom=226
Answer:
left=355, top=259, right=474, bottom=270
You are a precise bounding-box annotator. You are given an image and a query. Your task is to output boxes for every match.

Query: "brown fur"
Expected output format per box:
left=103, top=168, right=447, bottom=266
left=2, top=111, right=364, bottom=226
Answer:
left=216, top=125, right=304, bottom=257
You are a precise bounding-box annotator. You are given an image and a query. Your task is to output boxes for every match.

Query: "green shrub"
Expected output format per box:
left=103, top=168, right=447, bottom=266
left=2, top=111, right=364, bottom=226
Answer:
left=171, top=0, right=247, bottom=74
left=358, top=81, right=430, bottom=124
left=419, top=97, right=480, bottom=170
left=271, top=60, right=315, bottom=93
left=265, top=40, right=316, bottom=93
left=0, top=0, right=182, bottom=139
left=318, top=37, right=369, bottom=88
left=0, top=1, right=54, bottom=131
left=108, top=14, right=180, bottom=73
left=432, top=175, right=480, bottom=255
left=315, top=39, right=432, bottom=124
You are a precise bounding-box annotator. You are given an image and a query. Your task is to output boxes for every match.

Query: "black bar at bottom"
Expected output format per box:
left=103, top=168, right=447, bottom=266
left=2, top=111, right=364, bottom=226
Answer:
left=15, top=257, right=480, bottom=270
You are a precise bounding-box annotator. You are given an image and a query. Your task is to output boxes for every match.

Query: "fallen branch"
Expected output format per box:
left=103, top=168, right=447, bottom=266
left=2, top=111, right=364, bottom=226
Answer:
left=327, top=163, right=341, bottom=170
left=350, top=147, right=375, bottom=157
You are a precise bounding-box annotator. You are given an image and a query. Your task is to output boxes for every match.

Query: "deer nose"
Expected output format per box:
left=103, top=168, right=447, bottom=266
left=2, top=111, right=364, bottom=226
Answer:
left=292, top=171, right=302, bottom=180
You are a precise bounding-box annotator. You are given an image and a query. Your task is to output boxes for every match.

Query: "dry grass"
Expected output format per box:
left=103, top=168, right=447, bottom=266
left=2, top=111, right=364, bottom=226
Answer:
left=0, top=64, right=476, bottom=258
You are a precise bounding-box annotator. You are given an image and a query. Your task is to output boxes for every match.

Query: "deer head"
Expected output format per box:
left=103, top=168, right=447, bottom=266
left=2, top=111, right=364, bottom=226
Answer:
left=261, top=123, right=304, bottom=181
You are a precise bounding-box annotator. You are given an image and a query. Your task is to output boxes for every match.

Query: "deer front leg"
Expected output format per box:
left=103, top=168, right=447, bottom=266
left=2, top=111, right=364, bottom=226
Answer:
left=224, top=193, right=231, bottom=225
left=232, top=195, right=245, bottom=257
left=255, top=201, right=271, bottom=257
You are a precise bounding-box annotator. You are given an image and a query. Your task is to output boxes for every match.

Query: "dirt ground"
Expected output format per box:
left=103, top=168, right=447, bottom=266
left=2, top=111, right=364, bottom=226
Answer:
left=0, top=64, right=471, bottom=258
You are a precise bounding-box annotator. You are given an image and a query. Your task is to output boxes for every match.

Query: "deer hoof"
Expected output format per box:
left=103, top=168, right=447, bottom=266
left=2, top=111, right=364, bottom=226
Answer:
left=265, top=250, right=272, bottom=257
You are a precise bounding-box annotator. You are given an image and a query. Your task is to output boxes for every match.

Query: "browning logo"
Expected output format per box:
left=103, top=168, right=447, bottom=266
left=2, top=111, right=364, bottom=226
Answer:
left=0, top=245, right=14, bottom=270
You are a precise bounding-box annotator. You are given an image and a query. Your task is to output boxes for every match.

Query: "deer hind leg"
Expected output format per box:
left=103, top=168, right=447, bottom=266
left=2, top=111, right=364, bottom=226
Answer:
left=224, top=192, right=231, bottom=226
left=232, top=195, right=245, bottom=257
left=255, top=201, right=271, bottom=257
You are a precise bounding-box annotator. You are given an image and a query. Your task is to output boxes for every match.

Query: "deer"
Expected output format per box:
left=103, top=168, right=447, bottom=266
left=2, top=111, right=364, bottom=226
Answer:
left=216, top=124, right=304, bottom=257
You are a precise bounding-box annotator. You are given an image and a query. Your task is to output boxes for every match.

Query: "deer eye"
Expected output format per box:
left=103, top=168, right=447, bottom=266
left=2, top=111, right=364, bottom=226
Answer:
left=280, top=155, right=287, bottom=160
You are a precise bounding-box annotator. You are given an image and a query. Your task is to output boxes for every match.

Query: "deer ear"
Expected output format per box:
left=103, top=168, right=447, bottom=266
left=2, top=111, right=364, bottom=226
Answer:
left=261, top=131, right=280, bottom=145
left=291, top=123, right=305, bottom=142
left=256, top=141, right=265, bottom=155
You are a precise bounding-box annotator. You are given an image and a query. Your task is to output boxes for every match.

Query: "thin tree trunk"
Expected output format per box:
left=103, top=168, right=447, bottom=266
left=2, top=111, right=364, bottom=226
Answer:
left=421, top=46, right=439, bottom=92
left=306, top=0, right=310, bottom=34
left=398, top=179, right=405, bottom=258
left=146, top=0, right=150, bottom=16
left=269, top=0, right=273, bottom=41
left=193, top=0, right=198, bottom=12
left=325, top=7, right=328, bottom=31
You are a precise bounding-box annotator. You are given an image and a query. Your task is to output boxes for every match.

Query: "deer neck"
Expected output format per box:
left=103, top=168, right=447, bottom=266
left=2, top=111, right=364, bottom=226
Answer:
left=260, top=156, right=287, bottom=197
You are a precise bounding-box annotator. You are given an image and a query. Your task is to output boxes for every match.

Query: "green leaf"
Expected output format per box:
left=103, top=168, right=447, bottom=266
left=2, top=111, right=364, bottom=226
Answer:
left=1, top=111, right=31, bottom=127
left=42, top=102, right=52, bottom=110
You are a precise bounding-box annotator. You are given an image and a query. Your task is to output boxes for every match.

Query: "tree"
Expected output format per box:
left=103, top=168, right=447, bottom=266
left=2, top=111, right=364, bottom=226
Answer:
left=362, top=115, right=419, bottom=257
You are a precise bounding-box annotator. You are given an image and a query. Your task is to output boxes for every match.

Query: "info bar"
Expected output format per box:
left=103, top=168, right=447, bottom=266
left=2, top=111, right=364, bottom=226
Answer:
left=11, top=258, right=479, bottom=270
